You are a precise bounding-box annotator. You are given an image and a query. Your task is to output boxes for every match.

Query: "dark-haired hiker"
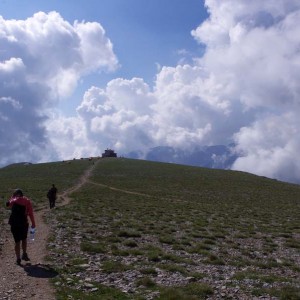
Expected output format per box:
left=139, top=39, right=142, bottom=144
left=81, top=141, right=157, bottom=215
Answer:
left=6, top=189, right=36, bottom=265
left=47, top=184, right=57, bottom=209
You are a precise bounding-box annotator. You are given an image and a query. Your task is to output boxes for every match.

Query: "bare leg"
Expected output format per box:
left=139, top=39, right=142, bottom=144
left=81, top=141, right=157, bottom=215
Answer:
left=22, top=239, right=27, bottom=254
left=15, top=241, right=21, bottom=259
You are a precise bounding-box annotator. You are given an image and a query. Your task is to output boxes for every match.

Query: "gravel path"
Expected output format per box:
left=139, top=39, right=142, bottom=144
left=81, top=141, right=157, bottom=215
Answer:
left=0, top=161, right=99, bottom=300
left=0, top=207, right=55, bottom=300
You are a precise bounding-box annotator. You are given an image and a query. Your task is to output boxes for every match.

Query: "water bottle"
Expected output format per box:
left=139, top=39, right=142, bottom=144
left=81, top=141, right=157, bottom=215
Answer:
left=30, top=227, right=36, bottom=241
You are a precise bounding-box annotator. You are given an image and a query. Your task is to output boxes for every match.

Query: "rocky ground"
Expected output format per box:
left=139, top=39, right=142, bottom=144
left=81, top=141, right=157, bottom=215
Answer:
left=1, top=160, right=299, bottom=300
left=0, top=163, right=97, bottom=300
left=45, top=223, right=300, bottom=300
left=0, top=207, right=55, bottom=300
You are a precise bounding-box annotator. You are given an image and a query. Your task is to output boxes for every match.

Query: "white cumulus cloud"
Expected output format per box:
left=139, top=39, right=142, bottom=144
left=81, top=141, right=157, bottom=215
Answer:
left=192, top=0, right=300, bottom=183
left=64, top=0, right=300, bottom=183
left=49, top=0, right=300, bottom=185
left=2, top=2, right=300, bottom=184
left=0, top=11, right=118, bottom=166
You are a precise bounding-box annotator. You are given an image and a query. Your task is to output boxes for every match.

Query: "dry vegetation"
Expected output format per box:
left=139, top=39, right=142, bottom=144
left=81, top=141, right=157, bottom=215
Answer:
left=1, top=158, right=300, bottom=299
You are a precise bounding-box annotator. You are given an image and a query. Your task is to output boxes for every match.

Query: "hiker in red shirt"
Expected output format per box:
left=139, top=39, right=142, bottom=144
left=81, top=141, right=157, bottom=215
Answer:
left=6, top=189, right=36, bottom=265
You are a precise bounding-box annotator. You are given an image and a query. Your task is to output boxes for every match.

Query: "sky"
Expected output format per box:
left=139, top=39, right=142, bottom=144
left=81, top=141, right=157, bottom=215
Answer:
left=0, top=0, right=300, bottom=184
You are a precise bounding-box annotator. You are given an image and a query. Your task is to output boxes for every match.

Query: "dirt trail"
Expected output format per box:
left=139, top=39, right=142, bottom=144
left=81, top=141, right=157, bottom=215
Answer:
left=0, top=161, right=99, bottom=300
left=88, top=179, right=154, bottom=199
left=88, top=179, right=189, bottom=204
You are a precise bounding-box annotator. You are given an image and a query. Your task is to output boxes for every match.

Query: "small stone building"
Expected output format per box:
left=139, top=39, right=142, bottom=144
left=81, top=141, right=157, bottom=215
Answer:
left=102, top=149, right=117, bottom=158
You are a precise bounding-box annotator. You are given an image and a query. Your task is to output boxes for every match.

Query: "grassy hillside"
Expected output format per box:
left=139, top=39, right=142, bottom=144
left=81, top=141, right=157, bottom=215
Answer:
left=1, top=158, right=300, bottom=299
left=0, top=159, right=92, bottom=220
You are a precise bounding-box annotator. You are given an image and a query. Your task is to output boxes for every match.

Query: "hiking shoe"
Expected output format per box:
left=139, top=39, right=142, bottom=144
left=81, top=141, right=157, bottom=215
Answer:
left=22, top=253, right=30, bottom=261
left=16, top=258, right=21, bottom=265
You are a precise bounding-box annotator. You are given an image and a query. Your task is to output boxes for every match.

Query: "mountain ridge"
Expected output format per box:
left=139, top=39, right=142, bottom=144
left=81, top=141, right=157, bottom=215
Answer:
left=126, top=144, right=238, bottom=169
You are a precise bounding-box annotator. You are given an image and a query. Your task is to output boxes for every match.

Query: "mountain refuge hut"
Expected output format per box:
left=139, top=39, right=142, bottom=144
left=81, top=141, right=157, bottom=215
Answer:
left=102, top=149, right=117, bottom=158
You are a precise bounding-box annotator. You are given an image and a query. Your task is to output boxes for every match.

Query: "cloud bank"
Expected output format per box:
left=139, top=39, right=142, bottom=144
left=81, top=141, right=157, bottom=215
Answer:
left=54, top=0, right=300, bottom=183
left=1, top=1, right=300, bottom=184
left=0, top=11, right=117, bottom=165
left=192, top=0, right=300, bottom=183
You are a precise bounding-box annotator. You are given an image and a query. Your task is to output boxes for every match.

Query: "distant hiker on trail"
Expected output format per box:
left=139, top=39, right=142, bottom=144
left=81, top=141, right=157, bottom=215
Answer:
left=6, top=189, right=36, bottom=265
left=47, top=184, right=57, bottom=209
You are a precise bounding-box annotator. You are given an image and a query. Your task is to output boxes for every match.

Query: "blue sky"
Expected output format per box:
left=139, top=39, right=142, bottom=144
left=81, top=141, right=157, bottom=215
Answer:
left=1, top=0, right=300, bottom=184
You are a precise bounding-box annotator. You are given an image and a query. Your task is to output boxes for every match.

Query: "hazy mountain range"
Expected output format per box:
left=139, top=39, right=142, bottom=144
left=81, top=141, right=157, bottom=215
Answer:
left=126, top=145, right=238, bottom=170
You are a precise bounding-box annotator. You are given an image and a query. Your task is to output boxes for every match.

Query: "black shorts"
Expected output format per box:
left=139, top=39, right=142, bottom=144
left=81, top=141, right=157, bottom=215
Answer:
left=11, top=223, right=29, bottom=243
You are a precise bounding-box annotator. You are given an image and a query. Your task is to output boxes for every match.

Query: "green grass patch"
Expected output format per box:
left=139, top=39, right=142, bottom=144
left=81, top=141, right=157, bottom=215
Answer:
left=81, top=242, right=107, bottom=253
left=101, top=261, right=131, bottom=273
left=136, top=276, right=157, bottom=288
left=2, top=158, right=300, bottom=299
left=158, top=282, right=213, bottom=300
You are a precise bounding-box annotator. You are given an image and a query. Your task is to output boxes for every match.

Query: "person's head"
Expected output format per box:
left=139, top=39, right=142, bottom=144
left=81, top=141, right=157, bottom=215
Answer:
left=13, top=189, right=23, bottom=197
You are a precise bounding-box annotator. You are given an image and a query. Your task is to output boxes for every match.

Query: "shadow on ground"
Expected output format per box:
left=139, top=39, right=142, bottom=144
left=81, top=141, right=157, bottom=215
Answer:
left=23, top=263, right=59, bottom=278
